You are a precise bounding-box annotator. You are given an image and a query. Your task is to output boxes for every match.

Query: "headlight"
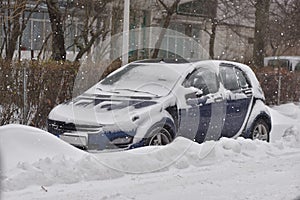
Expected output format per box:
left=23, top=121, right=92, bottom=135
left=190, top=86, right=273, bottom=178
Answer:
left=111, top=136, right=132, bottom=145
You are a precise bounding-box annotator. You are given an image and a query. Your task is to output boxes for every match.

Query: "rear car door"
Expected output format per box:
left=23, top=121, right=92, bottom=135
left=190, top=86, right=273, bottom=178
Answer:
left=220, top=64, right=253, bottom=137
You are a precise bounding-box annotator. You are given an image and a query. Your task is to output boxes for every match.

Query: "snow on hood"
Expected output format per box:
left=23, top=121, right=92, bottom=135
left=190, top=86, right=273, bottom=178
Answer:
left=48, top=95, right=159, bottom=128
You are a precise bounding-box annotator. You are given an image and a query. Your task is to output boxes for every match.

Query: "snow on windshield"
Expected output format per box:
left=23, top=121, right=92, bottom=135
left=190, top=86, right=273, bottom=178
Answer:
left=98, top=63, right=186, bottom=96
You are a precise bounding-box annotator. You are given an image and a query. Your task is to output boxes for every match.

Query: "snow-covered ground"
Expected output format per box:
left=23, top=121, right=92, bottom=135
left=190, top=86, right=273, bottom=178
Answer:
left=1, top=103, right=300, bottom=200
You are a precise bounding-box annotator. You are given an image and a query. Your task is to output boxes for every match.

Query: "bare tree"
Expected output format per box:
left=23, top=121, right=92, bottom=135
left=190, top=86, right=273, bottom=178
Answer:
left=152, top=0, right=181, bottom=59
left=1, top=0, right=41, bottom=61
left=46, top=0, right=66, bottom=61
left=268, top=0, right=300, bottom=55
left=201, top=0, right=218, bottom=59
left=6, top=0, right=26, bottom=61
left=71, top=0, right=111, bottom=62
left=252, top=0, right=271, bottom=66
left=158, top=0, right=251, bottom=59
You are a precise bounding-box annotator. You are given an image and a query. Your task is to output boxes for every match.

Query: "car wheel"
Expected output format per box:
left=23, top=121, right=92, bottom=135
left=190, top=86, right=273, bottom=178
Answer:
left=146, top=126, right=172, bottom=146
left=251, top=119, right=270, bottom=142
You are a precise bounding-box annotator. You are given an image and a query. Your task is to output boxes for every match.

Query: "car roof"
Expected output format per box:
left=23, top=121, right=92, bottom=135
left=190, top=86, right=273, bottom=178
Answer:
left=132, top=59, right=264, bottom=99
left=133, top=59, right=250, bottom=71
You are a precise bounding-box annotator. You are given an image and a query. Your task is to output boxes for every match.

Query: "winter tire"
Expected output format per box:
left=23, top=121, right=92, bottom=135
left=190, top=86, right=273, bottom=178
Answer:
left=146, top=126, right=172, bottom=146
left=251, top=119, right=270, bottom=142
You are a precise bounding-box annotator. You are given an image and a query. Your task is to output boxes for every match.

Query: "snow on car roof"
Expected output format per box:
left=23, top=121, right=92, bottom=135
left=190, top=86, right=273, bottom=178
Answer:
left=134, top=60, right=263, bottom=98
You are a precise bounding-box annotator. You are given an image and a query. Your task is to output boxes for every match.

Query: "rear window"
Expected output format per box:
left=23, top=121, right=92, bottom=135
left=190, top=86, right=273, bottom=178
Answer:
left=294, top=62, right=300, bottom=72
left=267, top=59, right=290, bottom=71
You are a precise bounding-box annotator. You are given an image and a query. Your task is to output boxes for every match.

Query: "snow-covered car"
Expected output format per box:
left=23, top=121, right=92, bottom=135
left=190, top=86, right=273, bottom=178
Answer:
left=48, top=59, right=271, bottom=150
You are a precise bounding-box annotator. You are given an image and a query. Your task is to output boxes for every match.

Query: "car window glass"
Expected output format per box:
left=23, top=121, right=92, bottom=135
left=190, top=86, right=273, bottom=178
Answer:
left=98, top=64, right=183, bottom=96
left=267, top=59, right=290, bottom=70
left=220, top=67, right=239, bottom=91
left=235, top=68, right=249, bottom=88
left=184, top=68, right=219, bottom=95
left=295, top=62, right=300, bottom=72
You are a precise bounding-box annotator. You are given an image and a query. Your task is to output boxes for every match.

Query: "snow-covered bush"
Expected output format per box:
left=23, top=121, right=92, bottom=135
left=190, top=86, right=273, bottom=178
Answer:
left=0, top=60, right=78, bottom=127
left=0, top=59, right=122, bottom=128
left=254, top=67, right=300, bottom=105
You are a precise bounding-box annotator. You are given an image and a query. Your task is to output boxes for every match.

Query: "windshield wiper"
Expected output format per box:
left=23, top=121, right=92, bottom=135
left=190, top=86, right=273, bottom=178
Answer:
left=96, top=88, right=120, bottom=94
left=114, top=88, right=160, bottom=97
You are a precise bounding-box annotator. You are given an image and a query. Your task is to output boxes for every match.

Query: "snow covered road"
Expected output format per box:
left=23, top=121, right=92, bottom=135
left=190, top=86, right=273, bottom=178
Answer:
left=1, top=103, right=300, bottom=200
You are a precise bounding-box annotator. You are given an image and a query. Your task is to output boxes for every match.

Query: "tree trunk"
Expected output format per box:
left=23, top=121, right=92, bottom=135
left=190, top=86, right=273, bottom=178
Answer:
left=209, top=19, right=217, bottom=59
left=5, top=0, right=26, bottom=61
left=46, top=0, right=66, bottom=61
left=252, top=0, right=270, bottom=67
left=152, top=0, right=181, bottom=59
left=152, top=14, right=172, bottom=59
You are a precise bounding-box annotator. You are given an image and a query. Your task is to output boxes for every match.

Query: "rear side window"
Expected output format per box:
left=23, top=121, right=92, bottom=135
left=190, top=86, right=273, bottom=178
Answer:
left=295, top=62, right=300, bottom=72
left=235, top=68, right=250, bottom=88
left=220, top=67, right=239, bottom=91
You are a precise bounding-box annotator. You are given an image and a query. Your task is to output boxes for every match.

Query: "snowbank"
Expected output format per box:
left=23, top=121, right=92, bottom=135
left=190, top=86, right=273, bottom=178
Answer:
left=0, top=103, right=300, bottom=192
left=0, top=124, right=86, bottom=172
left=0, top=125, right=122, bottom=191
left=268, top=103, right=300, bottom=142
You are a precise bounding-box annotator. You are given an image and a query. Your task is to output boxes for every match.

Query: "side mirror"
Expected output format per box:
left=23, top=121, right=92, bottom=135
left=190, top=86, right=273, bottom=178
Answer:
left=195, top=90, right=203, bottom=97
left=186, top=95, right=208, bottom=106
left=185, top=87, right=203, bottom=99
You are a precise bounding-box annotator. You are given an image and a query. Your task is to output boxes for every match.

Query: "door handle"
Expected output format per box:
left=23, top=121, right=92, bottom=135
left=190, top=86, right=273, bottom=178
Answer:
left=242, top=88, right=253, bottom=96
left=214, top=97, right=223, bottom=103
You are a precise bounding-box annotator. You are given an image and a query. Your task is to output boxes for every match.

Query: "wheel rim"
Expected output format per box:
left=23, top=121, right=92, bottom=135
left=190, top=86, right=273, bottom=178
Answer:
left=148, top=128, right=171, bottom=146
left=253, top=123, right=268, bottom=141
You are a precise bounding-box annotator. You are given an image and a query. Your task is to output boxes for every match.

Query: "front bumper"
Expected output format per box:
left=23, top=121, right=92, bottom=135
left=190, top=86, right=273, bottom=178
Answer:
left=47, top=119, right=135, bottom=150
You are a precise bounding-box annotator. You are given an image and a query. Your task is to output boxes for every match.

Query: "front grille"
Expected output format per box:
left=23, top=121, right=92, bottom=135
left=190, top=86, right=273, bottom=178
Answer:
left=47, top=119, right=102, bottom=135
left=88, top=131, right=134, bottom=150
left=48, top=119, right=136, bottom=150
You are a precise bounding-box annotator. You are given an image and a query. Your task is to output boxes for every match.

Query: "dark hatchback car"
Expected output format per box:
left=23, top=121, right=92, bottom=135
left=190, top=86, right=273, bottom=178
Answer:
left=48, top=60, right=271, bottom=150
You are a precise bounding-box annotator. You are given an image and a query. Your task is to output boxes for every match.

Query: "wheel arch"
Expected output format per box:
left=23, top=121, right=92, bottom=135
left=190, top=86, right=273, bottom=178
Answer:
left=243, top=99, right=272, bottom=139
left=133, top=110, right=176, bottom=144
left=244, top=111, right=272, bottom=139
left=145, top=117, right=176, bottom=140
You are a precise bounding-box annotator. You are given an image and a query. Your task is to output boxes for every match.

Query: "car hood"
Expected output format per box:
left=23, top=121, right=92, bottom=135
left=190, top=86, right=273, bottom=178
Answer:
left=48, top=94, right=159, bottom=127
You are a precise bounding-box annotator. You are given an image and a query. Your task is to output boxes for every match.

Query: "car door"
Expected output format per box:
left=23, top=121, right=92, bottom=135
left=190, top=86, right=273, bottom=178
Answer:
left=179, top=67, right=225, bottom=143
left=220, top=64, right=253, bottom=137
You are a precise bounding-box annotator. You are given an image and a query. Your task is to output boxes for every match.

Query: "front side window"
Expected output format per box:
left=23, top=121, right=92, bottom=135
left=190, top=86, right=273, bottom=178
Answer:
left=183, top=68, right=219, bottom=95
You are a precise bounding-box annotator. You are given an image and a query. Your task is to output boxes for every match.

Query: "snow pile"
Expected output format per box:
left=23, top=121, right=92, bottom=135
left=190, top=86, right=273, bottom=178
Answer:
left=1, top=103, right=300, bottom=193
left=95, top=136, right=292, bottom=174
left=280, top=126, right=300, bottom=148
left=272, top=103, right=300, bottom=119
left=0, top=124, right=86, bottom=172
left=268, top=103, right=300, bottom=142
left=1, top=122, right=300, bottom=192
left=0, top=125, right=122, bottom=191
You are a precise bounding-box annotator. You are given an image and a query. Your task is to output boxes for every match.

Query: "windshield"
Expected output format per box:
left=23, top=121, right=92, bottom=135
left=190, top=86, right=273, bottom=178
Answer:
left=96, top=63, right=184, bottom=97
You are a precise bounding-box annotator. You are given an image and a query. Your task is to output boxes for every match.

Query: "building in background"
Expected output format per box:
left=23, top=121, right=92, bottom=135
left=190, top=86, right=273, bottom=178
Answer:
left=0, top=0, right=297, bottom=62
